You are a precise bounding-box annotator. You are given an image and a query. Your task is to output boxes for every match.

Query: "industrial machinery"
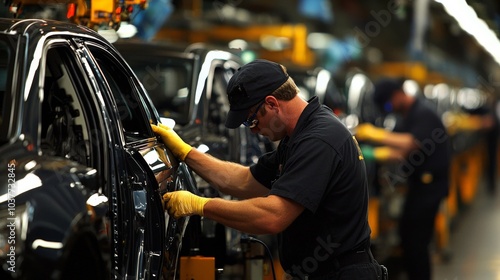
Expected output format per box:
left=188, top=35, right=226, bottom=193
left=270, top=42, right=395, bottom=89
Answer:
left=4, top=0, right=147, bottom=30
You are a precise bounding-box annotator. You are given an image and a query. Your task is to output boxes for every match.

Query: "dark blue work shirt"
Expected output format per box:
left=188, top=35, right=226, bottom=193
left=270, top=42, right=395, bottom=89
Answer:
left=250, top=97, right=372, bottom=278
left=395, top=97, right=451, bottom=198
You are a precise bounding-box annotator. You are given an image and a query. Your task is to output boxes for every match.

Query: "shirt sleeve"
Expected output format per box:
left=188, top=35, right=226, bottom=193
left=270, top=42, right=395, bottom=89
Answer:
left=250, top=150, right=280, bottom=189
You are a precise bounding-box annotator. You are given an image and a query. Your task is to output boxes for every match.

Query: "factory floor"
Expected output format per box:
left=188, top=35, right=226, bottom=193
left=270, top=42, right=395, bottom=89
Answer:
left=431, top=179, right=500, bottom=280
left=382, top=178, right=500, bottom=280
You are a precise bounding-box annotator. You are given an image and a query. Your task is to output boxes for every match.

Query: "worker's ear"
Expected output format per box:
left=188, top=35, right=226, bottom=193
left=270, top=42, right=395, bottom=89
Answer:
left=265, top=96, right=279, bottom=110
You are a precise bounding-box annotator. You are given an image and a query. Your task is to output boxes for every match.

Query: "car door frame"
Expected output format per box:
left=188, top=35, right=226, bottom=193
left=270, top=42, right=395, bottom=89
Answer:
left=74, top=38, right=170, bottom=279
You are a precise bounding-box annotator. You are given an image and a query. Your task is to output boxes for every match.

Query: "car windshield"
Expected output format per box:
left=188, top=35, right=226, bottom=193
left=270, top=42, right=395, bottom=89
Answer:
left=0, top=36, right=13, bottom=145
left=123, top=54, right=194, bottom=126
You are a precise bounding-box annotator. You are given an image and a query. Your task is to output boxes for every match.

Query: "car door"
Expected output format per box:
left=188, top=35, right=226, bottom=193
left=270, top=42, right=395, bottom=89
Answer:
left=73, top=38, right=196, bottom=279
left=25, top=39, right=112, bottom=280
left=36, top=37, right=166, bottom=279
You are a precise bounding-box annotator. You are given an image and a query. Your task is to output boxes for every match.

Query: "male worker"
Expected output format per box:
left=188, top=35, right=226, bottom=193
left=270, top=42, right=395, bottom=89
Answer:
left=152, top=59, right=386, bottom=279
left=356, top=77, right=451, bottom=280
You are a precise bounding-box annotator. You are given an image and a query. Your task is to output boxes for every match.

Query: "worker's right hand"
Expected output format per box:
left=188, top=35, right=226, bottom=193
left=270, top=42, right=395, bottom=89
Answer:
left=355, top=123, right=388, bottom=143
left=163, top=190, right=211, bottom=219
left=151, top=123, right=192, bottom=161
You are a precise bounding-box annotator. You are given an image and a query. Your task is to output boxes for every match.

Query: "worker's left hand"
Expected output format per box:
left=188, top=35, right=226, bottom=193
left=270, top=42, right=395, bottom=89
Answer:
left=355, top=123, right=388, bottom=142
left=151, top=123, right=192, bottom=161
left=163, top=190, right=211, bottom=219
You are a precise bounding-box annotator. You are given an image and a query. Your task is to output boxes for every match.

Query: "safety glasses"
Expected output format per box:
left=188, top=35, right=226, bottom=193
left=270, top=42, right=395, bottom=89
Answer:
left=242, top=99, right=266, bottom=128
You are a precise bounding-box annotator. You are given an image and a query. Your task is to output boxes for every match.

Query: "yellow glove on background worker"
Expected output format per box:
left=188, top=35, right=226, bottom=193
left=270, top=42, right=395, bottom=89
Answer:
left=163, top=190, right=211, bottom=219
left=355, top=123, right=388, bottom=142
left=360, top=145, right=392, bottom=161
left=151, top=123, right=192, bottom=161
left=442, top=112, right=494, bottom=135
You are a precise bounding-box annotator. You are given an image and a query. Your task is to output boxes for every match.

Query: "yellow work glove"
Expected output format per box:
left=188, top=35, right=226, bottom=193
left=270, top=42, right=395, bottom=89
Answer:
left=163, top=190, right=211, bottom=219
left=355, top=123, right=388, bottom=142
left=443, top=112, right=493, bottom=135
left=360, top=145, right=392, bottom=162
left=151, top=123, right=192, bottom=161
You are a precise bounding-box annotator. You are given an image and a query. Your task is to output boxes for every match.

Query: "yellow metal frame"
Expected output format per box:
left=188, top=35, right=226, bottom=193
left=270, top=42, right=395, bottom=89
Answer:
left=155, top=24, right=315, bottom=67
left=368, top=61, right=462, bottom=87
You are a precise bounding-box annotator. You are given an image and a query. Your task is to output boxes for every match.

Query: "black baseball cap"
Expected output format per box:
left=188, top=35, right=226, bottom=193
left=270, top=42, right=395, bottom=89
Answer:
left=225, top=59, right=289, bottom=129
left=373, top=77, right=404, bottom=107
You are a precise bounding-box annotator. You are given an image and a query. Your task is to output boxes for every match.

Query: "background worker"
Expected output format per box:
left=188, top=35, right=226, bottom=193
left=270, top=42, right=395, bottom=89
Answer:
left=152, top=59, right=386, bottom=279
left=355, top=77, right=451, bottom=280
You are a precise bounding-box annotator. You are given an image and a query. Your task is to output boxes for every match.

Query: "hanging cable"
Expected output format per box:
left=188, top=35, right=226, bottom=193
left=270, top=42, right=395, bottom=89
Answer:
left=240, top=234, right=277, bottom=280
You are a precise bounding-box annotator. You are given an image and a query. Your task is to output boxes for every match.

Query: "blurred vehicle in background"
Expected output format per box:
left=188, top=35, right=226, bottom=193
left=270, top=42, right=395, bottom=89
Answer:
left=114, top=41, right=273, bottom=174
left=286, top=65, right=347, bottom=117
left=0, top=18, right=197, bottom=280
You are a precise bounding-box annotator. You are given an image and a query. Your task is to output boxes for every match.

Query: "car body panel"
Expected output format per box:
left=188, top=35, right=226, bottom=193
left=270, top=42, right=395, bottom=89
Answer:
left=0, top=18, right=196, bottom=280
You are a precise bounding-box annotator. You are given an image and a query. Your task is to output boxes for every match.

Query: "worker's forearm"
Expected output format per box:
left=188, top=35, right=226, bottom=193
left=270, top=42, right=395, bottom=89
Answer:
left=202, top=197, right=290, bottom=235
left=184, top=149, right=269, bottom=199
left=377, top=132, right=416, bottom=152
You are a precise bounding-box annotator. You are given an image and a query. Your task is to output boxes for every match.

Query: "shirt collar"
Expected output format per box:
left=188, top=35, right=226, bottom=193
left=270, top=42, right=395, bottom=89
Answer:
left=289, top=96, right=321, bottom=140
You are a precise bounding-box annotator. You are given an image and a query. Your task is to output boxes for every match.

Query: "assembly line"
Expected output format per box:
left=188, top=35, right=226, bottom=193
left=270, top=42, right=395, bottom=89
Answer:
left=0, top=1, right=499, bottom=280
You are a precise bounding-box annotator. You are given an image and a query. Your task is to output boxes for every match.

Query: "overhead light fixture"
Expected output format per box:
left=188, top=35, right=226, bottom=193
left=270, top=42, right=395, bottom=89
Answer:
left=116, top=22, right=138, bottom=39
left=434, top=0, right=500, bottom=65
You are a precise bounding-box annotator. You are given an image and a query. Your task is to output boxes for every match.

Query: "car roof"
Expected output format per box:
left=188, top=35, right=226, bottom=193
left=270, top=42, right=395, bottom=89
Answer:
left=0, top=18, right=102, bottom=39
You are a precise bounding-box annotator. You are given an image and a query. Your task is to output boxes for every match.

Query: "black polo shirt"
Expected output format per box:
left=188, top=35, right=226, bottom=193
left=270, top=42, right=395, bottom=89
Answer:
left=395, top=97, right=451, bottom=198
left=250, top=97, right=371, bottom=278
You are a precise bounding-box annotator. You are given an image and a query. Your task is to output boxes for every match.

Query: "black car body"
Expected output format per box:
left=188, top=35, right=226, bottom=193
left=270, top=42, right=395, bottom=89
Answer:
left=0, top=18, right=197, bottom=279
left=286, top=65, right=347, bottom=116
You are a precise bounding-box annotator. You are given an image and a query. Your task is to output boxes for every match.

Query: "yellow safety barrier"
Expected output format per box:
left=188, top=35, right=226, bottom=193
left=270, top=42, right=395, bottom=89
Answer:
left=456, top=140, right=486, bottom=205
left=434, top=201, right=450, bottom=253
left=368, top=197, right=380, bottom=240
left=445, top=163, right=459, bottom=221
